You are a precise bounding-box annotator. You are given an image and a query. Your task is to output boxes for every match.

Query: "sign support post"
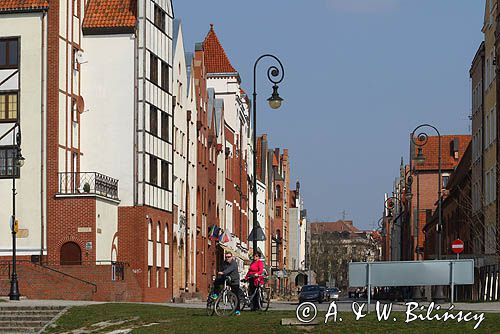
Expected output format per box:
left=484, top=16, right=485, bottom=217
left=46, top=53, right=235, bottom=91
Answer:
left=450, top=261, right=454, bottom=304
left=367, top=263, right=371, bottom=314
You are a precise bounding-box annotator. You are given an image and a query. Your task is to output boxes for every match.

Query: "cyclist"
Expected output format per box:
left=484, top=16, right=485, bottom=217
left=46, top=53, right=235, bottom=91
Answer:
left=244, top=251, right=264, bottom=311
left=213, top=251, right=242, bottom=315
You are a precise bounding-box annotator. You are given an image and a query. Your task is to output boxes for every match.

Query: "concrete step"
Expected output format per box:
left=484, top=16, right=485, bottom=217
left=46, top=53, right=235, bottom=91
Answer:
left=0, top=320, right=46, bottom=327
left=0, top=305, right=65, bottom=334
left=0, top=327, right=39, bottom=333
left=0, top=306, right=65, bottom=311
left=0, top=310, right=61, bottom=316
left=184, top=298, right=203, bottom=304
left=0, top=315, right=55, bottom=321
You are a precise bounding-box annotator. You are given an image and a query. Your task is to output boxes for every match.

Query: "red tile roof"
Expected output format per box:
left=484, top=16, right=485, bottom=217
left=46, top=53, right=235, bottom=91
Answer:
left=0, top=0, right=48, bottom=12
left=310, top=221, right=360, bottom=234
left=412, top=135, right=471, bottom=171
left=83, top=0, right=137, bottom=34
left=203, top=24, right=237, bottom=74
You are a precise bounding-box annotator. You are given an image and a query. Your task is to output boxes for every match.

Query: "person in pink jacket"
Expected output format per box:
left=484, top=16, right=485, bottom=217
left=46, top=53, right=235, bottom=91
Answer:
left=245, top=251, right=264, bottom=310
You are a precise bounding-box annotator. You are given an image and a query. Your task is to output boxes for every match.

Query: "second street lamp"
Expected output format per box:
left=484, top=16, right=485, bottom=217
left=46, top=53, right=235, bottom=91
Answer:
left=9, top=124, right=24, bottom=301
left=249, top=54, right=285, bottom=254
left=410, top=123, right=442, bottom=259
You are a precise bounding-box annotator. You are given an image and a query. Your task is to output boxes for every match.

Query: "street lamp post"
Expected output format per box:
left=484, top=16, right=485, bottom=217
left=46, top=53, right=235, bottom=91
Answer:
left=9, top=124, right=24, bottom=301
left=250, top=54, right=284, bottom=253
left=410, top=123, right=443, bottom=301
left=410, top=124, right=442, bottom=259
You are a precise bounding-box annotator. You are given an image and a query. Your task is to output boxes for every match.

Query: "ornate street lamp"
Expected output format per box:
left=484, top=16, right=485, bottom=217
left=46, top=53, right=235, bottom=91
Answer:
left=249, top=54, right=285, bottom=253
left=410, top=124, right=442, bottom=259
left=410, top=123, right=443, bottom=301
left=9, top=124, right=23, bottom=300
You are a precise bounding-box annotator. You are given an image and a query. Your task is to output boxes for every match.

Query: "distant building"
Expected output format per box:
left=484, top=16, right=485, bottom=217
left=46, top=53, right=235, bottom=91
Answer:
left=309, top=221, right=381, bottom=289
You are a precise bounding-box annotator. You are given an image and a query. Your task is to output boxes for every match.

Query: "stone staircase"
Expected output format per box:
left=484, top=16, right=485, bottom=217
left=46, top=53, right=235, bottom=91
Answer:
left=0, top=305, right=66, bottom=333
left=174, top=292, right=204, bottom=304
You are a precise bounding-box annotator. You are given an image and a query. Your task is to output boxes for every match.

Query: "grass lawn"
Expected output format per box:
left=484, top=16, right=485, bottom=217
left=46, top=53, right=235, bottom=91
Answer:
left=44, top=303, right=497, bottom=333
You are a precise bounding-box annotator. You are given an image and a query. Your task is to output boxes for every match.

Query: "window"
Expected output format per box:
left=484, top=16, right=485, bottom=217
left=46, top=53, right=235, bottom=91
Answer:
left=161, top=112, right=169, bottom=141
left=161, top=160, right=169, bottom=190
left=148, top=266, right=152, bottom=288
left=154, top=4, right=166, bottom=33
left=161, top=62, right=169, bottom=91
left=0, top=39, right=18, bottom=69
left=72, top=97, right=78, bottom=123
left=73, top=0, right=81, bottom=17
left=0, top=146, right=19, bottom=178
left=150, top=54, right=158, bottom=84
left=178, top=82, right=182, bottom=104
left=150, top=156, right=158, bottom=185
left=72, top=47, right=79, bottom=71
left=0, top=93, right=18, bottom=122
left=276, top=206, right=281, bottom=218
left=150, top=105, right=158, bottom=136
left=156, top=267, right=160, bottom=288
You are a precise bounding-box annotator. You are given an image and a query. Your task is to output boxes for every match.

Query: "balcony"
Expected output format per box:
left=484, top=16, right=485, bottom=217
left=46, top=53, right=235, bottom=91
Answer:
left=58, top=172, right=119, bottom=201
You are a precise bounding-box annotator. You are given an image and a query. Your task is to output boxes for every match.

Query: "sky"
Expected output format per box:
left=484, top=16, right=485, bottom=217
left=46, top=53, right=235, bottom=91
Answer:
left=173, top=0, right=486, bottom=230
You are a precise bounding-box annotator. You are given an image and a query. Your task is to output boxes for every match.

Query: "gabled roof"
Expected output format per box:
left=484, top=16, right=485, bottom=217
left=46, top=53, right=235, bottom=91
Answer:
left=203, top=24, right=238, bottom=75
left=173, top=19, right=181, bottom=49
left=0, top=0, right=48, bottom=13
left=82, top=0, right=137, bottom=35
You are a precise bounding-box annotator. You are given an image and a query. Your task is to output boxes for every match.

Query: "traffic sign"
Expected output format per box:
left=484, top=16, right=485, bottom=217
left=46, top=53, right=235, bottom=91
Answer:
left=451, top=239, right=464, bottom=254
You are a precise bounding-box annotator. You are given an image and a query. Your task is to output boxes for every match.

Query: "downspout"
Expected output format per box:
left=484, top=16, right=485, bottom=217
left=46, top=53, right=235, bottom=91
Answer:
left=185, top=109, right=190, bottom=292
left=142, top=0, right=147, bottom=206
left=133, top=16, right=139, bottom=205
left=40, top=10, right=47, bottom=264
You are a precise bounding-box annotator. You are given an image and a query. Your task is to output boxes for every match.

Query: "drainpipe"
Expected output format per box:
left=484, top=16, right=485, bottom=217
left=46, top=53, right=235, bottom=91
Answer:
left=40, top=10, right=47, bottom=264
left=185, top=109, right=190, bottom=292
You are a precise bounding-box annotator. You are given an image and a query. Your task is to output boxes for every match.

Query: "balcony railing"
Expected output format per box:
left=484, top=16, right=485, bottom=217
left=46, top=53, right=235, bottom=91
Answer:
left=58, top=172, right=119, bottom=200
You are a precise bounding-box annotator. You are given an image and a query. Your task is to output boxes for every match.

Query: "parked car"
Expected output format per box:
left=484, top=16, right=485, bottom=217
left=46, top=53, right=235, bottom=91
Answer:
left=326, top=287, right=341, bottom=300
left=299, top=285, right=325, bottom=304
left=319, top=286, right=328, bottom=301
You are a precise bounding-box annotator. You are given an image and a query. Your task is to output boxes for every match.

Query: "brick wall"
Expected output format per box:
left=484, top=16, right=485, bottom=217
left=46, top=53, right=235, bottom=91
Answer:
left=0, top=262, right=142, bottom=301
left=118, top=206, right=173, bottom=302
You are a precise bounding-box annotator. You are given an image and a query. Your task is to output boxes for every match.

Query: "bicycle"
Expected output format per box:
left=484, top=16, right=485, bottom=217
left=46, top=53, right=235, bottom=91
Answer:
left=206, top=275, right=238, bottom=316
left=241, top=275, right=271, bottom=311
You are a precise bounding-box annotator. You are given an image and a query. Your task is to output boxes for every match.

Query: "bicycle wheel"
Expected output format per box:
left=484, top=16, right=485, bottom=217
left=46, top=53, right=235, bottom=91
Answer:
left=215, top=290, right=238, bottom=316
left=240, top=287, right=249, bottom=311
left=259, top=287, right=271, bottom=311
left=206, top=297, right=215, bottom=316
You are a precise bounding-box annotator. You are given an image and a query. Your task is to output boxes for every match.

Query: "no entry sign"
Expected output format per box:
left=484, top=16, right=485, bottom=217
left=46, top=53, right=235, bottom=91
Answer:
left=451, top=239, right=464, bottom=254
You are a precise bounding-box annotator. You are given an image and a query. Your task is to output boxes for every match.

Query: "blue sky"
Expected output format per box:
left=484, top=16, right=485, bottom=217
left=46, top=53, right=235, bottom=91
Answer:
left=174, top=0, right=485, bottom=229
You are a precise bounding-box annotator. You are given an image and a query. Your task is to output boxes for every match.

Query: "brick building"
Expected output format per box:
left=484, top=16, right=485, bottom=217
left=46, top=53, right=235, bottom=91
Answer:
left=385, top=135, right=471, bottom=262
left=0, top=0, right=175, bottom=302
left=0, top=0, right=303, bottom=302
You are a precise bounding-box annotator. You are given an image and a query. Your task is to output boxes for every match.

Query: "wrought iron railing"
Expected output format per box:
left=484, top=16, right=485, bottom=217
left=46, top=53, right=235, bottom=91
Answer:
left=58, top=172, right=119, bottom=200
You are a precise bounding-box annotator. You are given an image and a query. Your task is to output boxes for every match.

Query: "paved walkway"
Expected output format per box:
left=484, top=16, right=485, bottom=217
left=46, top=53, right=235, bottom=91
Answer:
left=0, top=298, right=101, bottom=307
left=2, top=298, right=500, bottom=313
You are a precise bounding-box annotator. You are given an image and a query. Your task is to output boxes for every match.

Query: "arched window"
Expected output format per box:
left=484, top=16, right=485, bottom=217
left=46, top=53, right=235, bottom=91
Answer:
left=60, top=242, right=82, bottom=265
left=276, top=185, right=281, bottom=199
